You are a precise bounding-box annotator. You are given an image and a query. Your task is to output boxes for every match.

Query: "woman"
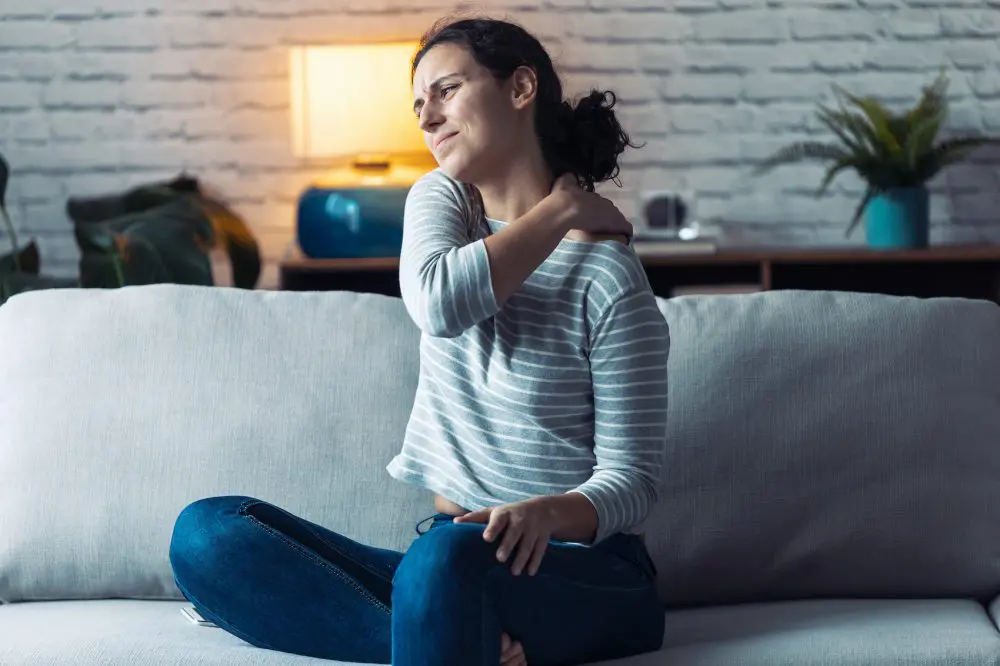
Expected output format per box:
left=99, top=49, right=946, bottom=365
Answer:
left=169, top=15, right=670, bottom=666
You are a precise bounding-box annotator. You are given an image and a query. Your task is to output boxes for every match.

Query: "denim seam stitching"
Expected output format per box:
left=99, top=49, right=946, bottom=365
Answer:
left=241, top=498, right=396, bottom=589
left=306, top=522, right=397, bottom=588
left=240, top=508, right=391, bottom=615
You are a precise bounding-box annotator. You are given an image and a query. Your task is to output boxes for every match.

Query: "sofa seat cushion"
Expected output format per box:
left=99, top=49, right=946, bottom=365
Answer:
left=0, top=600, right=350, bottom=665
left=1, top=598, right=997, bottom=666
left=649, top=598, right=1000, bottom=666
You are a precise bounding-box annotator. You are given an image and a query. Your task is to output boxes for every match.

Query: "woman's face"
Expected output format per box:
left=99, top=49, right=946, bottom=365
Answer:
left=412, top=43, right=527, bottom=184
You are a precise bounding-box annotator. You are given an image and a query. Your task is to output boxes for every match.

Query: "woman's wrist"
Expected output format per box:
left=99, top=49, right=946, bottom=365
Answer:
left=534, top=493, right=598, bottom=543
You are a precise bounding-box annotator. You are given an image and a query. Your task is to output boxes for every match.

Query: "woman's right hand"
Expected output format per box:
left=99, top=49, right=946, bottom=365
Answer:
left=550, top=173, right=634, bottom=239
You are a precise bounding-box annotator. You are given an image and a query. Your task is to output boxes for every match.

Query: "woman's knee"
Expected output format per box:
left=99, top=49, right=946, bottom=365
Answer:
left=393, top=522, right=497, bottom=589
left=169, top=495, right=259, bottom=578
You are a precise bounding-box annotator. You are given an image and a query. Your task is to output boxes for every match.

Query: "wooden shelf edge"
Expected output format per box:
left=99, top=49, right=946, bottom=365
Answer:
left=281, top=243, right=1000, bottom=272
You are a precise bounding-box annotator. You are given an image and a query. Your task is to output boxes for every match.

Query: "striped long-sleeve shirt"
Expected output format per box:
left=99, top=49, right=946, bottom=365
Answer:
left=386, top=168, right=670, bottom=544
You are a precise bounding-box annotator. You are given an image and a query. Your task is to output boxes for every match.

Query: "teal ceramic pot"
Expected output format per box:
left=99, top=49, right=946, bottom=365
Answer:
left=863, top=186, right=930, bottom=249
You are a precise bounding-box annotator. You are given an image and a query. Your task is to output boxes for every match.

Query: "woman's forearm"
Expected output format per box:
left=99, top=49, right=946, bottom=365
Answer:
left=482, top=195, right=573, bottom=306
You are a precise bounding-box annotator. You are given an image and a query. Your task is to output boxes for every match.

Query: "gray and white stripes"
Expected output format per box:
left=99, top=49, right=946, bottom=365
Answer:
left=388, top=168, right=669, bottom=544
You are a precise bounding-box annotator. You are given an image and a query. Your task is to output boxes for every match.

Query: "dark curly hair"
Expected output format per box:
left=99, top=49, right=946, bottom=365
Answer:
left=412, top=16, right=640, bottom=192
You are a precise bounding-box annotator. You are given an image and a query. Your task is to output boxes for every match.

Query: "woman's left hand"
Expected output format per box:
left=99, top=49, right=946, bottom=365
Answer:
left=454, top=497, right=557, bottom=576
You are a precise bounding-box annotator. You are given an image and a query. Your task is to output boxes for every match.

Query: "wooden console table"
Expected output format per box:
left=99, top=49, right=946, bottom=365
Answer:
left=279, top=244, right=1000, bottom=304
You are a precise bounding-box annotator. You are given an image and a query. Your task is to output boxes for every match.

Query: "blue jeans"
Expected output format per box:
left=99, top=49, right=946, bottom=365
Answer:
left=168, top=495, right=664, bottom=665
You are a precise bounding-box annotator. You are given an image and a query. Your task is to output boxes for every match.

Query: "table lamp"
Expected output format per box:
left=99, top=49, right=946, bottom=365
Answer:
left=289, top=42, right=434, bottom=259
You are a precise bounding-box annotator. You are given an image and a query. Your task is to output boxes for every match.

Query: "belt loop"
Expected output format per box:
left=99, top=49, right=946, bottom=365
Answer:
left=414, top=515, right=436, bottom=536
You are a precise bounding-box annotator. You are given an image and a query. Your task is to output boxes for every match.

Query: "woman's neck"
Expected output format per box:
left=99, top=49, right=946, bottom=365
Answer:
left=474, top=147, right=553, bottom=224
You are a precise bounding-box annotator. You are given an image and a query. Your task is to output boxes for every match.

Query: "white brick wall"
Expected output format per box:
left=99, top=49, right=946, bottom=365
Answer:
left=2, top=0, right=998, bottom=288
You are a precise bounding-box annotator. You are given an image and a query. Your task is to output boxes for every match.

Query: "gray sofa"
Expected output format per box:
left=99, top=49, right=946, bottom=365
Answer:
left=1, top=284, right=999, bottom=665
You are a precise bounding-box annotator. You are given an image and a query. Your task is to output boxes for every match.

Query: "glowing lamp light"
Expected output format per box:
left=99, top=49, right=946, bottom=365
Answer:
left=288, top=42, right=434, bottom=259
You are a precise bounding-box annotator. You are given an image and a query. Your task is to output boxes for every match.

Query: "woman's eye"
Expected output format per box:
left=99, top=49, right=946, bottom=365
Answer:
left=441, top=85, right=457, bottom=98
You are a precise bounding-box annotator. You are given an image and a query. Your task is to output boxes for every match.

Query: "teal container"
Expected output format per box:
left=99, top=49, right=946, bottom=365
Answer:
left=296, top=185, right=409, bottom=259
left=864, top=186, right=930, bottom=248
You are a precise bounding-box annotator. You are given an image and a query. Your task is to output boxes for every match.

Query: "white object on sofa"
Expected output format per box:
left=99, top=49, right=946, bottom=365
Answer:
left=1, top=284, right=1000, bottom=666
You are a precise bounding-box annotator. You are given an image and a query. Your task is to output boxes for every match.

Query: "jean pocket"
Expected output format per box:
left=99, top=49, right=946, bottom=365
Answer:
left=636, top=541, right=658, bottom=582
left=611, top=534, right=657, bottom=582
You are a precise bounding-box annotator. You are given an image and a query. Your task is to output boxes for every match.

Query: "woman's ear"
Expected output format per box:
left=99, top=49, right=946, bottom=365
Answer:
left=509, top=65, right=538, bottom=110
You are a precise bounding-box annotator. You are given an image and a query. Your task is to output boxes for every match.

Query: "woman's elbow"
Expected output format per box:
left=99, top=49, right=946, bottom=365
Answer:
left=402, top=294, right=465, bottom=338
left=418, top=318, right=466, bottom=339
left=628, top=469, right=662, bottom=520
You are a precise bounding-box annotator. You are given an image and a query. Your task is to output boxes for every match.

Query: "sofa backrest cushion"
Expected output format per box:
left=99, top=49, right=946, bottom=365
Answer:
left=646, top=290, right=1000, bottom=607
left=4, top=285, right=999, bottom=607
left=0, top=285, right=429, bottom=602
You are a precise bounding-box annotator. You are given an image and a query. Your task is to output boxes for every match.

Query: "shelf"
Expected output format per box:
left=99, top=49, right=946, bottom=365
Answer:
left=279, top=243, right=1000, bottom=305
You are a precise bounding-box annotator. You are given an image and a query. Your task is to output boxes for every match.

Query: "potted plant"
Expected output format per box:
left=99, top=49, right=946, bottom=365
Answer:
left=0, top=153, right=80, bottom=303
left=753, top=70, right=1000, bottom=248
left=67, top=173, right=262, bottom=289
left=0, top=150, right=261, bottom=307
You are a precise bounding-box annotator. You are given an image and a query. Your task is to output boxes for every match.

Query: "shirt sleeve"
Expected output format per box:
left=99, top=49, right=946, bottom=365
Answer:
left=569, top=287, right=670, bottom=544
left=398, top=169, right=500, bottom=338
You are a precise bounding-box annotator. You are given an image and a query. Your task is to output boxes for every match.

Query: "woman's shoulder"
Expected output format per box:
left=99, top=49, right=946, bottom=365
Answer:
left=562, top=234, right=648, bottom=289
left=408, top=168, right=479, bottom=210
left=406, top=169, right=484, bottom=235
left=561, top=238, right=657, bottom=323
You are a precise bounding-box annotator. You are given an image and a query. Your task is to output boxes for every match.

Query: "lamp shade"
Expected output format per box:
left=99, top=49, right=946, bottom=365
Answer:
left=289, top=42, right=428, bottom=160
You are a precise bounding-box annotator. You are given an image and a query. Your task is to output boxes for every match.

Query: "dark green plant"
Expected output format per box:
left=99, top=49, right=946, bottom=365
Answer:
left=0, top=154, right=18, bottom=272
left=69, top=174, right=261, bottom=289
left=0, top=151, right=260, bottom=307
left=753, top=70, right=1000, bottom=237
left=0, top=154, right=79, bottom=305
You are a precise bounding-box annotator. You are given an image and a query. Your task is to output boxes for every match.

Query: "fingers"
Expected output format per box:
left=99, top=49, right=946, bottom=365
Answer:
left=470, top=502, right=552, bottom=578
left=502, top=644, right=525, bottom=666
left=553, top=173, right=580, bottom=193
left=483, top=509, right=509, bottom=543
left=453, top=508, right=491, bottom=524
left=526, top=535, right=549, bottom=576
left=501, top=633, right=525, bottom=666
left=506, top=525, right=551, bottom=576
left=507, top=530, right=550, bottom=577
left=607, top=214, right=634, bottom=239
left=510, top=530, right=542, bottom=576
left=495, top=515, right=522, bottom=562
left=602, top=203, right=633, bottom=235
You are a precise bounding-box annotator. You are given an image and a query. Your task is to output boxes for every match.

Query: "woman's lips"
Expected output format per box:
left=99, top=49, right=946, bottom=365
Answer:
left=435, top=133, right=457, bottom=149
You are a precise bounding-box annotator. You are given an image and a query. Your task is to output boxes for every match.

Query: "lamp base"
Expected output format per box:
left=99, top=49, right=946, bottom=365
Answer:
left=296, top=163, right=426, bottom=260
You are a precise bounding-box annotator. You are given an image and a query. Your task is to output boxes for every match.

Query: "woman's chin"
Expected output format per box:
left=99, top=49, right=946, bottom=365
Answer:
left=436, top=154, right=478, bottom=184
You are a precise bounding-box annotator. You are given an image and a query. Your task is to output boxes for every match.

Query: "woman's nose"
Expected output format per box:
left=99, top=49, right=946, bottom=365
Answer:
left=418, top=104, right=443, bottom=133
